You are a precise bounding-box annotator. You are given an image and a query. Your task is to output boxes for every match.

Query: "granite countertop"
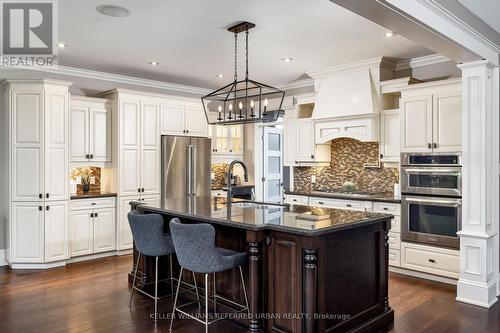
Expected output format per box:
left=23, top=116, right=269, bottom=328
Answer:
left=285, top=190, right=401, bottom=204
left=133, top=196, right=393, bottom=236
left=70, top=192, right=117, bottom=200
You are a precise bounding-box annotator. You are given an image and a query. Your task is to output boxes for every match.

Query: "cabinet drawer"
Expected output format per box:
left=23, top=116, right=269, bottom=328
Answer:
left=373, top=202, right=401, bottom=215
left=309, top=197, right=372, bottom=212
left=401, top=242, right=459, bottom=279
left=390, top=215, right=401, bottom=233
left=285, top=195, right=309, bottom=205
left=389, top=249, right=401, bottom=267
left=70, top=197, right=116, bottom=211
left=387, top=231, right=401, bottom=250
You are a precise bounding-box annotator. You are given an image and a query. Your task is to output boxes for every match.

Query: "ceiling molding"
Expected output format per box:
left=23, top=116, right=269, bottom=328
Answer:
left=277, top=78, right=314, bottom=91
left=306, top=56, right=386, bottom=79
left=395, top=53, right=451, bottom=71
left=0, top=64, right=212, bottom=96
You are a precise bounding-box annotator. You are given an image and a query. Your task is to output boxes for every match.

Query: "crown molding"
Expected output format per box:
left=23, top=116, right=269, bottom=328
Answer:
left=395, top=53, right=451, bottom=71
left=277, top=78, right=314, bottom=91
left=307, top=56, right=388, bottom=79
left=0, top=64, right=211, bottom=96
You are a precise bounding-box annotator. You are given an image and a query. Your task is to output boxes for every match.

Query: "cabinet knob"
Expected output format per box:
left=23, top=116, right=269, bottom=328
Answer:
left=318, top=201, right=324, bottom=205
left=90, top=154, right=94, bottom=159
left=433, top=143, right=438, bottom=149
left=95, top=213, right=98, bottom=218
left=141, top=188, right=145, bottom=193
left=427, top=143, right=432, bottom=149
left=383, top=207, right=388, bottom=211
left=311, top=154, right=314, bottom=159
left=90, top=213, right=94, bottom=218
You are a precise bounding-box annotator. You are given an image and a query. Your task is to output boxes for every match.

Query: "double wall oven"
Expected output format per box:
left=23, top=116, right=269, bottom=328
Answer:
left=401, top=152, right=462, bottom=249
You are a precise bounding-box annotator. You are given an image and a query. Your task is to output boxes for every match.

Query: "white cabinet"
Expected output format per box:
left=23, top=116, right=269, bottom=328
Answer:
left=283, top=108, right=330, bottom=166
left=117, top=194, right=160, bottom=250
left=284, top=194, right=309, bottom=205
left=373, top=201, right=401, bottom=267
left=401, top=242, right=459, bottom=279
left=11, top=202, right=45, bottom=263
left=45, top=201, right=69, bottom=262
left=161, top=102, right=208, bottom=137
left=70, top=96, right=111, bottom=162
left=400, top=79, right=461, bottom=153
left=69, top=198, right=116, bottom=257
left=4, top=80, right=72, bottom=267
left=380, top=109, right=400, bottom=163
left=209, top=124, right=243, bottom=155
left=119, top=98, right=160, bottom=196
left=309, top=197, right=373, bottom=212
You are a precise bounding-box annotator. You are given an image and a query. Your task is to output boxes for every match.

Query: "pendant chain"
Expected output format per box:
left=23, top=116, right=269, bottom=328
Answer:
left=245, top=30, right=249, bottom=80
left=234, top=32, right=238, bottom=82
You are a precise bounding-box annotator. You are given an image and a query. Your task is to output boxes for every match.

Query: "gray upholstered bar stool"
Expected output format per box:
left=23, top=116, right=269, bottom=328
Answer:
left=128, top=211, right=200, bottom=322
left=169, top=218, right=250, bottom=333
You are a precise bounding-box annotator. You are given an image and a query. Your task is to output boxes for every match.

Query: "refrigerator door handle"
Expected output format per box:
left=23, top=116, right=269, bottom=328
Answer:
left=186, top=145, right=192, bottom=195
left=191, top=145, right=197, bottom=195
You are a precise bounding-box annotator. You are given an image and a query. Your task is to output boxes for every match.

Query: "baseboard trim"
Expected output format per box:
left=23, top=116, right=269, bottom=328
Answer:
left=10, top=261, right=67, bottom=270
left=389, top=266, right=458, bottom=285
left=0, top=249, right=7, bottom=266
left=116, top=249, right=133, bottom=256
left=67, top=251, right=119, bottom=264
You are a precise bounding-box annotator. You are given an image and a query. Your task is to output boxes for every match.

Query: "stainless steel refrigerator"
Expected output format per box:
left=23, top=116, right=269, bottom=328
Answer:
left=161, top=135, right=212, bottom=199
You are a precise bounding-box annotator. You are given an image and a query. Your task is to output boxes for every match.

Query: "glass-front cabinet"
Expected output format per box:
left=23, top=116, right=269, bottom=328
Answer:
left=209, top=124, right=243, bottom=155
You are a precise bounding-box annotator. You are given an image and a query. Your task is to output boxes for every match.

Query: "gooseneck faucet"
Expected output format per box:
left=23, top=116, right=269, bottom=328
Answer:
left=227, top=160, right=248, bottom=201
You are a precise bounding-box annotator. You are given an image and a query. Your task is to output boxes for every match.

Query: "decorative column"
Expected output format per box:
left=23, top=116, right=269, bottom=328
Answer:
left=303, top=249, right=318, bottom=333
left=457, top=60, right=499, bottom=308
left=247, top=238, right=263, bottom=332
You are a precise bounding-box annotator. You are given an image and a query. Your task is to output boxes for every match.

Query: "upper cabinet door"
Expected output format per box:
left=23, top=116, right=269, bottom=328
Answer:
left=380, top=109, right=401, bottom=162
left=11, top=90, right=44, bottom=201
left=161, top=103, right=185, bottom=136
left=283, top=111, right=298, bottom=166
left=69, top=106, right=89, bottom=162
left=296, top=119, right=314, bottom=161
left=89, top=107, right=111, bottom=161
left=44, top=201, right=69, bottom=262
left=433, top=91, right=461, bottom=152
left=141, top=148, right=160, bottom=194
left=120, top=100, right=141, bottom=195
left=400, top=95, right=433, bottom=152
left=141, top=102, right=160, bottom=148
left=44, top=90, right=69, bottom=201
left=185, top=106, right=208, bottom=137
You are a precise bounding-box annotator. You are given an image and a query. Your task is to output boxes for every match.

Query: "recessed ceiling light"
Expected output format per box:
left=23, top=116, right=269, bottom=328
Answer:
left=282, top=57, right=294, bottom=63
left=96, top=5, right=130, bottom=17
left=149, top=61, right=159, bottom=66
left=385, top=31, right=395, bottom=38
left=57, top=43, right=67, bottom=48
left=216, top=74, right=224, bottom=78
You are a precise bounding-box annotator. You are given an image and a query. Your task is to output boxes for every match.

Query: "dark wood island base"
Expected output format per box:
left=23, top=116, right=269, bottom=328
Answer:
left=129, top=198, right=394, bottom=333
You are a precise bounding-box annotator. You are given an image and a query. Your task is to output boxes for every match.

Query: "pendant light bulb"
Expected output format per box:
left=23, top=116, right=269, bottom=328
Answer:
left=250, top=100, right=255, bottom=108
left=239, top=101, right=243, bottom=110
left=218, top=105, right=222, bottom=112
left=229, top=104, right=233, bottom=111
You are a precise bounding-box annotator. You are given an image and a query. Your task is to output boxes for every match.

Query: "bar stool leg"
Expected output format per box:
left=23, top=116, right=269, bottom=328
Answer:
left=169, top=267, right=184, bottom=332
left=192, top=272, right=201, bottom=307
left=129, top=252, right=141, bottom=307
left=205, top=273, right=209, bottom=333
left=154, top=256, right=159, bottom=323
left=169, top=254, right=174, bottom=295
left=239, top=266, right=250, bottom=315
left=213, top=272, right=217, bottom=314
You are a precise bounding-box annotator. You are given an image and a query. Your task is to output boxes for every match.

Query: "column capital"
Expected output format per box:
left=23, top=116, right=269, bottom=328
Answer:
left=458, top=59, right=497, bottom=71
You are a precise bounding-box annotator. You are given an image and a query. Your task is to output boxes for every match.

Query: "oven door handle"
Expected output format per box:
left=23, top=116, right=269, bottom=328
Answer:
left=405, top=197, right=461, bottom=207
left=403, top=168, right=461, bottom=174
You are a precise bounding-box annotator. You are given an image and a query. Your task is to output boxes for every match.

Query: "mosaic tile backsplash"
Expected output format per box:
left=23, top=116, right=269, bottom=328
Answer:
left=211, top=163, right=228, bottom=189
left=70, top=167, right=102, bottom=193
left=293, top=138, right=399, bottom=194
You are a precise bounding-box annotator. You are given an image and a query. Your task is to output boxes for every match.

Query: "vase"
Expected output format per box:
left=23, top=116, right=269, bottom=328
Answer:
left=82, top=183, right=90, bottom=194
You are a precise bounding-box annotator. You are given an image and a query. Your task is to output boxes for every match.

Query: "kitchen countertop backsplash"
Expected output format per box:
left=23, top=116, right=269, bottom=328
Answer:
left=293, top=138, right=399, bottom=194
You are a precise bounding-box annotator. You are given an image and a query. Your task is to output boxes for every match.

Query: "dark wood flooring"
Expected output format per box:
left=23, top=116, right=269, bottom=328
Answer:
left=0, top=255, right=498, bottom=333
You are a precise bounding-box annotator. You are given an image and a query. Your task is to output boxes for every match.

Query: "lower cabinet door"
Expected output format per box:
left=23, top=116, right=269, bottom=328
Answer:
left=11, top=202, right=45, bottom=263
left=141, top=194, right=160, bottom=207
left=70, top=210, right=93, bottom=257
left=118, top=196, right=139, bottom=250
left=93, top=208, right=116, bottom=253
left=45, top=201, right=69, bottom=262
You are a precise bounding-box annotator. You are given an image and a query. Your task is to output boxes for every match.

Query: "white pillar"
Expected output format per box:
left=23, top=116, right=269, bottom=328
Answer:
left=457, top=60, right=499, bottom=308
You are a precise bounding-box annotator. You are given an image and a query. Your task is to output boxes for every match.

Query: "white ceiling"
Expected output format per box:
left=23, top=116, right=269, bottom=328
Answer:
left=458, top=0, right=500, bottom=34
left=58, top=0, right=432, bottom=89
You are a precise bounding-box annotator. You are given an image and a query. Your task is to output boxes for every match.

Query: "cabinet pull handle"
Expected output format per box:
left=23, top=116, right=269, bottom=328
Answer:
left=90, top=154, right=94, bottom=159
left=39, top=193, right=42, bottom=199
left=311, top=154, right=314, bottom=159
left=293, top=199, right=297, bottom=202
left=90, top=213, right=94, bottom=218
left=39, top=206, right=42, bottom=211
left=433, top=143, right=438, bottom=149
left=46, top=193, right=49, bottom=198
left=141, top=188, right=145, bottom=192
left=428, top=258, right=436, bottom=263
left=318, top=201, right=324, bottom=205
left=346, top=204, right=352, bottom=207
left=138, top=188, right=141, bottom=193
left=91, top=202, right=96, bottom=205
left=383, top=207, right=388, bottom=211
left=427, top=143, right=432, bottom=149
left=95, top=213, right=98, bottom=218
left=46, top=205, right=49, bottom=211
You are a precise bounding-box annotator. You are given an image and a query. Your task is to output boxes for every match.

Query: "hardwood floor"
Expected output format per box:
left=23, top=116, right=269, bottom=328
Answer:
left=0, top=255, right=498, bottom=333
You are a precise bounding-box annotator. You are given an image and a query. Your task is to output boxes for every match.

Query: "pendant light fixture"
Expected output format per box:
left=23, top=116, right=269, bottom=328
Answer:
left=202, top=21, right=285, bottom=125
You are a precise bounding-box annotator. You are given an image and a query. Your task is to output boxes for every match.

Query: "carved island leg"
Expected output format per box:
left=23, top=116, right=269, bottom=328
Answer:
left=383, top=229, right=390, bottom=311
left=303, top=249, right=318, bottom=333
left=248, top=240, right=263, bottom=332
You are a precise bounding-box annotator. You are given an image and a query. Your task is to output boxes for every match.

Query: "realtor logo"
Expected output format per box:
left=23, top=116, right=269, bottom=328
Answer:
left=1, top=0, right=58, bottom=66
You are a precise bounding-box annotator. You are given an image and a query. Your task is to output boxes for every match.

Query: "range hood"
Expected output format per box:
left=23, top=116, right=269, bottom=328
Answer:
left=305, top=57, right=390, bottom=142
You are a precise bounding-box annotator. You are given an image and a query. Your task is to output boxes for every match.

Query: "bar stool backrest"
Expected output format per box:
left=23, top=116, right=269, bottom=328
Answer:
left=128, top=211, right=174, bottom=257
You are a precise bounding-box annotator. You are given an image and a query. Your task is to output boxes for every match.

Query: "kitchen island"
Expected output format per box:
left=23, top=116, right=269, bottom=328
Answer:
left=130, top=196, right=394, bottom=333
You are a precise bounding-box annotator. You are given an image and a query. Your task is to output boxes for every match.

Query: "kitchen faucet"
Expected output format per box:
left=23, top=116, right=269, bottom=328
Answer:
left=227, top=160, right=248, bottom=201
